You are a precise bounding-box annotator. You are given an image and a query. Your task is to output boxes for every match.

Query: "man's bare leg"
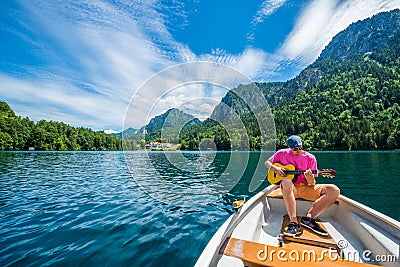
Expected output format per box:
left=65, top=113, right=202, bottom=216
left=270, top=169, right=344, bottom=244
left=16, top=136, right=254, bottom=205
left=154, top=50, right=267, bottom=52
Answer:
left=281, top=178, right=298, bottom=223
left=306, top=184, right=340, bottom=218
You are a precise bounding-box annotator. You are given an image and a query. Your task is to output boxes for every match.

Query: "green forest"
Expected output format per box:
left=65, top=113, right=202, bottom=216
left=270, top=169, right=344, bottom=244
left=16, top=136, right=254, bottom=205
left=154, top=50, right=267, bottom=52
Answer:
left=176, top=30, right=400, bottom=150
left=0, top=101, right=135, bottom=151
left=270, top=29, right=400, bottom=150
left=273, top=54, right=400, bottom=150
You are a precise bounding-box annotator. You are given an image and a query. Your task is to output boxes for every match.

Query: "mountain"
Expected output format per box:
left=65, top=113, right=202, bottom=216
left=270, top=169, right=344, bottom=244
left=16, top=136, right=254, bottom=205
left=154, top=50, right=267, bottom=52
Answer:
left=112, top=127, right=141, bottom=138
left=144, top=108, right=201, bottom=134
left=179, top=9, right=400, bottom=150
left=216, top=9, right=400, bottom=115
left=319, top=9, right=400, bottom=60
left=121, top=108, right=201, bottom=144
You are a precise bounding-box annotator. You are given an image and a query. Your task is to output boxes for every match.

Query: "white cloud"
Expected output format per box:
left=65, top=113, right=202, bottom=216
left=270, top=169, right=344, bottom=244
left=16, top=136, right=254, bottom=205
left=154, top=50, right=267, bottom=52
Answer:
left=252, top=0, right=287, bottom=25
left=4, top=0, right=175, bottom=130
left=146, top=83, right=228, bottom=122
left=104, top=129, right=119, bottom=134
left=247, top=0, right=287, bottom=42
left=278, top=0, right=400, bottom=65
left=196, top=47, right=275, bottom=81
left=0, top=73, right=125, bottom=130
left=123, top=62, right=255, bottom=129
left=2, top=0, right=400, bottom=131
left=233, top=48, right=272, bottom=79
left=180, top=99, right=220, bottom=121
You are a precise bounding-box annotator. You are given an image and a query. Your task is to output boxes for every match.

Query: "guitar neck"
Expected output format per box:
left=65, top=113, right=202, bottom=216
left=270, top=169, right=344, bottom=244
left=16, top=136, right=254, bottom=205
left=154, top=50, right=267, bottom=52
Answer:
left=286, top=170, right=318, bottom=175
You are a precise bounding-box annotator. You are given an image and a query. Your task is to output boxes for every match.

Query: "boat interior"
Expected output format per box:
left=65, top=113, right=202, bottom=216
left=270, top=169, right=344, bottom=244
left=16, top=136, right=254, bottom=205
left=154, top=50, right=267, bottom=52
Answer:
left=217, top=187, right=400, bottom=267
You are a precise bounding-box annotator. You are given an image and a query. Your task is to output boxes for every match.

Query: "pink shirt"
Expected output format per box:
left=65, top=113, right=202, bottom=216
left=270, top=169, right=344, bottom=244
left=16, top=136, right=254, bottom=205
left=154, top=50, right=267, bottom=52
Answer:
left=268, top=148, right=318, bottom=184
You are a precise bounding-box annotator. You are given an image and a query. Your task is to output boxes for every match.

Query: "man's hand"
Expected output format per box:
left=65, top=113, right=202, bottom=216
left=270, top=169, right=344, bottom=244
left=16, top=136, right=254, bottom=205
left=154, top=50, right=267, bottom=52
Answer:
left=304, top=169, right=313, bottom=179
left=304, top=169, right=316, bottom=185
left=272, top=165, right=286, bottom=177
left=265, top=160, right=286, bottom=177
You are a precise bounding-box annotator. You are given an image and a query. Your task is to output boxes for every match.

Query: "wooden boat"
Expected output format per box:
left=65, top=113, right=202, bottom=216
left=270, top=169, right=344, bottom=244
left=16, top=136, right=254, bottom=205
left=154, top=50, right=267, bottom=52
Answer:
left=195, top=185, right=400, bottom=267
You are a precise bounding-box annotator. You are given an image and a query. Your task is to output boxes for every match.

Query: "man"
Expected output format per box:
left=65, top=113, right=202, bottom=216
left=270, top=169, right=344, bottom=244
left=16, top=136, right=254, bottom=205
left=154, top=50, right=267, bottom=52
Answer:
left=264, top=135, right=340, bottom=237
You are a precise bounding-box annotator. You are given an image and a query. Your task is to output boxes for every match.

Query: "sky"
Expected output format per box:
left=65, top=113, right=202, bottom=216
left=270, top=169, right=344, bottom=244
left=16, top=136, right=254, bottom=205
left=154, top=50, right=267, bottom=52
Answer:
left=0, top=0, right=399, bottom=132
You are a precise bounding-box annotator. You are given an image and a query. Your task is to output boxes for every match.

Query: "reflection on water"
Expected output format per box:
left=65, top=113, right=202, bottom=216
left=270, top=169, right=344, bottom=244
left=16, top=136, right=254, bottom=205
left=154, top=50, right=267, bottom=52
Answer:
left=125, top=151, right=275, bottom=206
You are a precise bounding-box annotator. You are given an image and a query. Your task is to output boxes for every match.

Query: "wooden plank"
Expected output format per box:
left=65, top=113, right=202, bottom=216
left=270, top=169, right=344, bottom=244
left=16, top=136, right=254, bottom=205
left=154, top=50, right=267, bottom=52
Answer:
left=221, top=237, right=377, bottom=267
left=281, top=215, right=337, bottom=246
left=283, top=235, right=338, bottom=250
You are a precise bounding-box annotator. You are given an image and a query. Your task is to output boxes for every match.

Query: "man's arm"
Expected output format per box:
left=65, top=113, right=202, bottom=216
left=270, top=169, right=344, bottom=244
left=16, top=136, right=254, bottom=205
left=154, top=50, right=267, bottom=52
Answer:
left=265, top=160, right=286, bottom=177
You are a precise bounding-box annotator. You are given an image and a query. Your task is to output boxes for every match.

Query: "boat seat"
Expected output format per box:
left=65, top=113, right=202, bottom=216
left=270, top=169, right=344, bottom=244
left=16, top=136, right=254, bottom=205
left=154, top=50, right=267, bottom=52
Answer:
left=221, top=237, right=377, bottom=267
left=267, top=188, right=339, bottom=204
left=267, top=188, right=285, bottom=198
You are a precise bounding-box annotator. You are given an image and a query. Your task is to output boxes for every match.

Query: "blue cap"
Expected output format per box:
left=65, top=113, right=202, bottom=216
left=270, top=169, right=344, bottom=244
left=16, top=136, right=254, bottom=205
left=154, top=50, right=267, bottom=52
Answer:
left=287, top=135, right=302, bottom=148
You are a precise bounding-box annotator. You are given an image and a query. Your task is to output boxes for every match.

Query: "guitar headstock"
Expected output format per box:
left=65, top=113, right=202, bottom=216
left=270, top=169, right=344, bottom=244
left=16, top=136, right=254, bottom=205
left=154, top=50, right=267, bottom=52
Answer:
left=319, top=169, right=336, bottom=178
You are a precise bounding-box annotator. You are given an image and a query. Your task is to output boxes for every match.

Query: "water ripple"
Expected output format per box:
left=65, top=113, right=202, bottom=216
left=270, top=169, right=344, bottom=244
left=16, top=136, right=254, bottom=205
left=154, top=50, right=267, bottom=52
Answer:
left=2, top=151, right=397, bottom=266
left=0, top=152, right=234, bottom=267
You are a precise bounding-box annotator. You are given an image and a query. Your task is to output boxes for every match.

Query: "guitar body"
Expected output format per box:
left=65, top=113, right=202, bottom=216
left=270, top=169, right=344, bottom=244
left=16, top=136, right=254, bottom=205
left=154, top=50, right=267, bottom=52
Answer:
left=267, top=163, right=297, bottom=184
left=267, top=163, right=336, bottom=185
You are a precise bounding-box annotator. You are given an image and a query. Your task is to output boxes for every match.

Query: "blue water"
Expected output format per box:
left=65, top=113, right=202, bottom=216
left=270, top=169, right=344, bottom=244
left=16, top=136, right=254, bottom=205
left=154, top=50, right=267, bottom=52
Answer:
left=0, top=151, right=399, bottom=266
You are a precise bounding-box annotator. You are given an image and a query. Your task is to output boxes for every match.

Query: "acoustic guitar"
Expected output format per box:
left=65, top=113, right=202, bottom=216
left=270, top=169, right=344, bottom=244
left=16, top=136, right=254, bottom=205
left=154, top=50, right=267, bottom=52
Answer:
left=267, top=163, right=336, bottom=185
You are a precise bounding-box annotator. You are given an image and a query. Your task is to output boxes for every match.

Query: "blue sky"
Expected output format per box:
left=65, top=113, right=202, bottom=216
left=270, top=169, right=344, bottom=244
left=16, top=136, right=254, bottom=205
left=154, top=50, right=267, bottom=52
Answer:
left=0, top=0, right=399, bottom=131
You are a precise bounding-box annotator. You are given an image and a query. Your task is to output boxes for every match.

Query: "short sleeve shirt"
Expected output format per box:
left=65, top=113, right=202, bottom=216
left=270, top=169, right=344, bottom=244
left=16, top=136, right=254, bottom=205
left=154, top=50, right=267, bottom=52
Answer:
left=268, top=148, right=318, bottom=184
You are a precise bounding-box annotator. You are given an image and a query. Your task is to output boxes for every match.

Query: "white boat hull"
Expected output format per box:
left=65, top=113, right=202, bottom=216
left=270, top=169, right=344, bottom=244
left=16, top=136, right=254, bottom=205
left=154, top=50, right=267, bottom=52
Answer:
left=196, top=185, right=400, bottom=267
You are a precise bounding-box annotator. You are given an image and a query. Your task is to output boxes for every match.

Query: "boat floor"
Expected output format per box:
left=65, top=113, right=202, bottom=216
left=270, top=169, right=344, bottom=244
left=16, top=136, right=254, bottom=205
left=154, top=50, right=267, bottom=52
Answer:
left=221, top=212, right=378, bottom=266
left=280, top=215, right=339, bottom=250
left=246, top=212, right=361, bottom=257
left=256, top=197, right=354, bottom=249
left=259, top=189, right=361, bottom=253
left=220, top=192, right=383, bottom=266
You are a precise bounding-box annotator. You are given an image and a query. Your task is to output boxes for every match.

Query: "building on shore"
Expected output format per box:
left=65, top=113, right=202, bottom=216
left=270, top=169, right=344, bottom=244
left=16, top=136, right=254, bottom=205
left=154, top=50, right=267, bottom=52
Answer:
left=145, top=142, right=172, bottom=150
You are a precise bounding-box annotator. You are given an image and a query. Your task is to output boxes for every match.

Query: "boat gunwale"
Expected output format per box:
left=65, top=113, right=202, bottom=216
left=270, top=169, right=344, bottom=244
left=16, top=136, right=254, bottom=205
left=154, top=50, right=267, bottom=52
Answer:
left=338, top=194, right=400, bottom=231
left=194, top=184, right=279, bottom=267
left=221, top=184, right=279, bottom=240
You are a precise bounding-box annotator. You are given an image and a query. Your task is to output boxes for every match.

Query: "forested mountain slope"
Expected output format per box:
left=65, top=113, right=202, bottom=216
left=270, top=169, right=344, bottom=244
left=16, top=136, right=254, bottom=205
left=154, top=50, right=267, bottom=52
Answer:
left=179, top=9, right=400, bottom=150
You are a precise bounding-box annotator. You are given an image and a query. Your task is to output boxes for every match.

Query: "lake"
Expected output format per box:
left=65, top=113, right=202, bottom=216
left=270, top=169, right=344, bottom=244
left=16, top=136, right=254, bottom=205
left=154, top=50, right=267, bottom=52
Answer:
left=0, top=151, right=399, bottom=266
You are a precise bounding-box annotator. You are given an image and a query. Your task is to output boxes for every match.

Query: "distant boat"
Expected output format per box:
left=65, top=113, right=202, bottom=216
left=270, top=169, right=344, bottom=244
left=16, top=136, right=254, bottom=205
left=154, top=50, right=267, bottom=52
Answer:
left=195, top=185, right=400, bottom=267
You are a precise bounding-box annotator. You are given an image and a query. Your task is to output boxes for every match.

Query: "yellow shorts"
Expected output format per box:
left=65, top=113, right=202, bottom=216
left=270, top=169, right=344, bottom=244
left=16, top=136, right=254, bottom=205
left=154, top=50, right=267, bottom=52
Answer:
left=293, top=184, right=325, bottom=201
